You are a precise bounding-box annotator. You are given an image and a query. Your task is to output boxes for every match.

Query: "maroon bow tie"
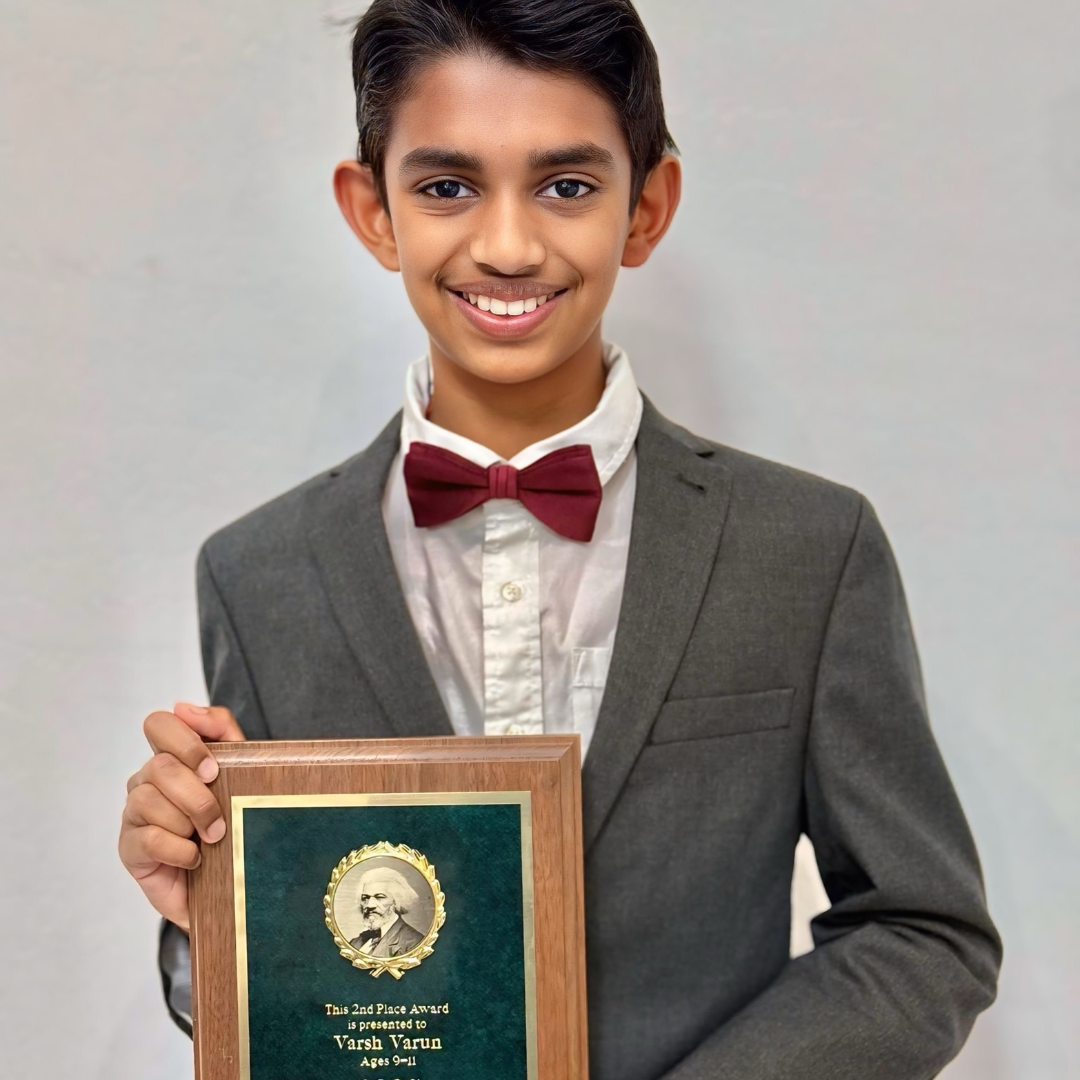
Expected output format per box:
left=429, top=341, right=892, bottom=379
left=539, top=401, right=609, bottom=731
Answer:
left=403, top=442, right=602, bottom=541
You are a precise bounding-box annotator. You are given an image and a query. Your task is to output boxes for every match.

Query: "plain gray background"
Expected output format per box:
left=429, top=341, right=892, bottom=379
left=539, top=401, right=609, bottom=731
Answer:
left=1, top=1, right=1077, bottom=1077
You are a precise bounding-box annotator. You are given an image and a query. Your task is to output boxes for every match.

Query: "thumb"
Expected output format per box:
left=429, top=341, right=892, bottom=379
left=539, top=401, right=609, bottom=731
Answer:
left=173, top=702, right=247, bottom=742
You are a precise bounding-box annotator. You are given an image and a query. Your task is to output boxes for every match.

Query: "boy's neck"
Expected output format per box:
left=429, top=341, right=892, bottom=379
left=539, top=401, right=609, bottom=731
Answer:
left=426, top=331, right=608, bottom=460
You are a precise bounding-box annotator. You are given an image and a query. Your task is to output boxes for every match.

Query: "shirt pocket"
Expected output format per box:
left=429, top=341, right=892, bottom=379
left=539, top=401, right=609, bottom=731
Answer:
left=649, top=687, right=795, bottom=745
left=570, top=647, right=612, bottom=757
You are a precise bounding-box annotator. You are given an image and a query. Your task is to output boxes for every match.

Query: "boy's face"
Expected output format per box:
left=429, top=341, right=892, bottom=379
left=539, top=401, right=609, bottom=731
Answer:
left=339, top=54, right=672, bottom=387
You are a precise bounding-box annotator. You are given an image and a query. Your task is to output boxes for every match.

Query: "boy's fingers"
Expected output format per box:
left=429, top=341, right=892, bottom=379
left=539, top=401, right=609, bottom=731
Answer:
left=137, top=753, right=226, bottom=843
left=120, top=824, right=202, bottom=873
left=124, top=782, right=194, bottom=839
left=173, top=702, right=246, bottom=743
left=144, top=710, right=220, bottom=783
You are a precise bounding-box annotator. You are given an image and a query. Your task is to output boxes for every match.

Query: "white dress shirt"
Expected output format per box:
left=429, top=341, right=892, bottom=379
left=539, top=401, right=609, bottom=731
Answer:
left=382, top=341, right=642, bottom=762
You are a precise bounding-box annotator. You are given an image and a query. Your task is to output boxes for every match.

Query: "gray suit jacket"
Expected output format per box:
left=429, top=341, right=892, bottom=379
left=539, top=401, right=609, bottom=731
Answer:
left=179, top=398, right=1000, bottom=1079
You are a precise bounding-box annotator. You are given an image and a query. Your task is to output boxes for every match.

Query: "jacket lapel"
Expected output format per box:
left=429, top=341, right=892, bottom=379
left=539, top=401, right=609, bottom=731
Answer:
left=581, top=398, right=734, bottom=852
left=303, top=397, right=733, bottom=839
left=306, top=412, right=455, bottom=739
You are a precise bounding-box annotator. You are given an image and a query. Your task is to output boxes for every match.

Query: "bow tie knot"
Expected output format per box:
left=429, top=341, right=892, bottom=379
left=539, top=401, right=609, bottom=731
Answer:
left=488, top=463, right=519, bottom=501
left=403, top=441, right=602, bottom=541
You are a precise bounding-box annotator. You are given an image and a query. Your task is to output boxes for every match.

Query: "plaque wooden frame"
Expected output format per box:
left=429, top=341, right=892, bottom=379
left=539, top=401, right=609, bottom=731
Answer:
left=189, top=735, right=587, bottom=1080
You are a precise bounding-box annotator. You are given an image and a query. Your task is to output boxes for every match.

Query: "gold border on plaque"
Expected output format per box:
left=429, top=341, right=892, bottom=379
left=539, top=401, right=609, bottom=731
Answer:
left=323, top=840, right=446, bottom=979
left=230, top=791, right=536, bottom=1080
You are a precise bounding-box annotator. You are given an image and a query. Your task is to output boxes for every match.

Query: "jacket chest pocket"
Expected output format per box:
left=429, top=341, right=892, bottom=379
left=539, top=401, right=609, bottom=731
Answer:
left=649, top=687, right=795, bottom=744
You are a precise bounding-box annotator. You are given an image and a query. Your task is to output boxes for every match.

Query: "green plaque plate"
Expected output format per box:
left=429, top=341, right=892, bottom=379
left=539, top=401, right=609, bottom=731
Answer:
left=232, top=793, right=537, bottom=1080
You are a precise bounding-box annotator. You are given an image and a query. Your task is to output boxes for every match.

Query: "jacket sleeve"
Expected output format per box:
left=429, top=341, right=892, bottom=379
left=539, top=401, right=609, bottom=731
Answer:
left=662, top=495, right=1002, bottom=1080
left=195, top=541, right=270, bottom=738
left=159, top=919, right=193, bottom=1038
left=159, top=542, right=273, bottom=1037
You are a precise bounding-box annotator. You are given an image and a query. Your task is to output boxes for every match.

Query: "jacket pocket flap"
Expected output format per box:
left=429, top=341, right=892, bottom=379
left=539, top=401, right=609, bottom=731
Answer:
left=650, top=688, right=795, bottom=744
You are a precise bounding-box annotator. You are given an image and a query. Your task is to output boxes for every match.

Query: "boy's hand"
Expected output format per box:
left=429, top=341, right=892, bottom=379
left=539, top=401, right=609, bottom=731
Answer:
left=118, top=702, right=245, bottom=932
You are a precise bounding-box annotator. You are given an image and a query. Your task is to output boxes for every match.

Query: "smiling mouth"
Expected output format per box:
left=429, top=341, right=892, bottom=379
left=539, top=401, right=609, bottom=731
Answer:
left=449, top=288, right=568, bottom=317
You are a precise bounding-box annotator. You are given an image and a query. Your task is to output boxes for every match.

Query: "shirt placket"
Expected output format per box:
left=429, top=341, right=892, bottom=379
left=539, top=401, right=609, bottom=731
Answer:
left=481, top=502, right=543, bottom=736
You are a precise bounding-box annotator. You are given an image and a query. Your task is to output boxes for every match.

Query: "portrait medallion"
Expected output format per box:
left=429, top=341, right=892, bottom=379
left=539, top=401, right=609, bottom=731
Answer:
left=323, top=840, right=445, bottom=979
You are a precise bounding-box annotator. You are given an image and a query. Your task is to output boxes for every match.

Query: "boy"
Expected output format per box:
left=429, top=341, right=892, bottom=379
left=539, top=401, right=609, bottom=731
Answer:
left=118, top=1, right=1001, bottom=1077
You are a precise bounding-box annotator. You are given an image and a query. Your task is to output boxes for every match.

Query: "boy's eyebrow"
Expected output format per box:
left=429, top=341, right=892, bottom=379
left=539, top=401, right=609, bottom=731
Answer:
left=397, top=142, right=617, bottom=175
left=398, top=147, right=485, bottom=174
left=528, top=142, right=616, bottom=171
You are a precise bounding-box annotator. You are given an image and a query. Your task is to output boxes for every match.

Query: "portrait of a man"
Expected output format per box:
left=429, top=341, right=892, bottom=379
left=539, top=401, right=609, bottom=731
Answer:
left=347, top=866, right=428, bottom=957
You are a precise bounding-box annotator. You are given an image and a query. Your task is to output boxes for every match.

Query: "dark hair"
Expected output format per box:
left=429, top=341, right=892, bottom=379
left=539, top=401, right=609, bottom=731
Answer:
left=350, top=0, right=676, bottom=210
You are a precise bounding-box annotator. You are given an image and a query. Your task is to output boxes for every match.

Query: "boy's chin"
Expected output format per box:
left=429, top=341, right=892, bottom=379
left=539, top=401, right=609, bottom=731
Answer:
left=436, top=345, right=571, bottom=387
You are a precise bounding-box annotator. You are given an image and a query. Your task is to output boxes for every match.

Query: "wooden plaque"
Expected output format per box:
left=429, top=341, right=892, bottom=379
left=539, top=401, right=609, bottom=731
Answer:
left=189, top=735, right=587, bottom=1080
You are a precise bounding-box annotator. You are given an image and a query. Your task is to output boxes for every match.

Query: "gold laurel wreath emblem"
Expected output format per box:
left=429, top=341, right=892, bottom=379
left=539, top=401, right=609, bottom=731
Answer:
left=323, top=841, right=446, bottom=980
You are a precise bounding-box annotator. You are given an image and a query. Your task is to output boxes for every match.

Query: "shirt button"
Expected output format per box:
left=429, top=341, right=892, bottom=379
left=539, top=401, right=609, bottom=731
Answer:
left=500, top=581, right=524, bottom=603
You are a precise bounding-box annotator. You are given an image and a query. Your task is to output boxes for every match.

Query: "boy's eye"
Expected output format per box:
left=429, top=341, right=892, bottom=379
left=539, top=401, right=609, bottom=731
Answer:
left=540, top=179, right=594, bottom=199
left=422, top=179, right=474, bottom=199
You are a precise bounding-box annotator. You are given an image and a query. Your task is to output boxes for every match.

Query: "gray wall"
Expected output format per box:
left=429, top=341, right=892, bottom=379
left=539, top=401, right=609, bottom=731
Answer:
left=1, top=2, right=1077, bottom=1077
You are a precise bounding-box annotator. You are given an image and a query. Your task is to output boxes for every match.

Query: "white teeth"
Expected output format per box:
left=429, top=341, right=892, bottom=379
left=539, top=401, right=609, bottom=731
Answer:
left=468, top=292, right=555, bottom=316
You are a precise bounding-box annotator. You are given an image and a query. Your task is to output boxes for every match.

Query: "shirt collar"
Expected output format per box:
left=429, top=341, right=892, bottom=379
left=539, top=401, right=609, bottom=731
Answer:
left=399, top=341, right=642, bottom=487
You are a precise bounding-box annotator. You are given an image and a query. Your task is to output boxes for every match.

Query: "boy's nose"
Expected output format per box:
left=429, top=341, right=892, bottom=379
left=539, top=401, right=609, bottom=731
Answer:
left=468, top=194, right=546, bottom=276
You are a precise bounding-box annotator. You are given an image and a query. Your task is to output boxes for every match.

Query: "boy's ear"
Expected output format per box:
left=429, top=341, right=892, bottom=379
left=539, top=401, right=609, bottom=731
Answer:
left=622, top=154, right=681, bottom=268
left=333, top=160, right=400, bottom=272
